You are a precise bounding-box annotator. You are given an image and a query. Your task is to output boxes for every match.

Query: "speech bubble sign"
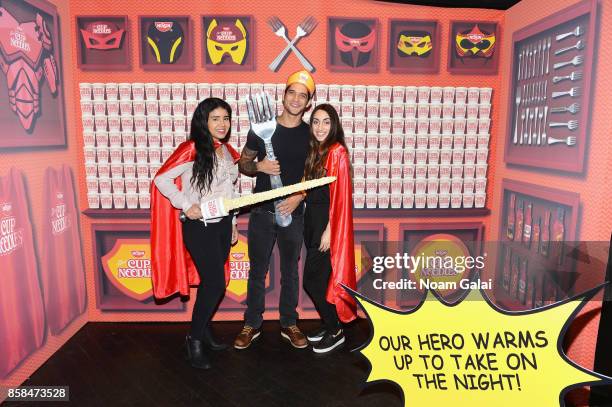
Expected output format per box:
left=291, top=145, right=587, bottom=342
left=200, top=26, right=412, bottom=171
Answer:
left=349, top=284, right=611, bottom=406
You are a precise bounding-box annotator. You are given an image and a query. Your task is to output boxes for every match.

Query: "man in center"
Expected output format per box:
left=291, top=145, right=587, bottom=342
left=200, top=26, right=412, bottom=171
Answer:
left=234, top=71, right=315, bottom=349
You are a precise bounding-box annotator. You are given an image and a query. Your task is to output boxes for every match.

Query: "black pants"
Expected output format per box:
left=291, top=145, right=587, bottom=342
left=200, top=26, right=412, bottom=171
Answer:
left=182, top=217, right=231, bottom=340
left=244, top=207, right=304, bottom=329
left=303, top=203, right=340, bottom=332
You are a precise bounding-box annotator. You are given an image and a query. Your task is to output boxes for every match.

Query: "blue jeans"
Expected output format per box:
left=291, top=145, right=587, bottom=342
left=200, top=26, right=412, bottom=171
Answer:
left=244, top=207, right=304, bottom=329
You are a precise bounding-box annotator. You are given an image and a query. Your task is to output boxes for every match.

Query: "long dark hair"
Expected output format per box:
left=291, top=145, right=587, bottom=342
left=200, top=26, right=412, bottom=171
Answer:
left=304, top=104, right=348, bottom=180
left=189, top=98, right=232, bottom=194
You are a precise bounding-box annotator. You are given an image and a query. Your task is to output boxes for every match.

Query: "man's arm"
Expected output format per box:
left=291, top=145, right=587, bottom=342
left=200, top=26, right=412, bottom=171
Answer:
left=238, top=146, right=259, bottom=176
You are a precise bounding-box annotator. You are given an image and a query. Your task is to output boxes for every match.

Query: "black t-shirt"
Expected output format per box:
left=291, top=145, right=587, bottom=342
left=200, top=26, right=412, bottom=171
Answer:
left=244, top=121, right=310, bottom=212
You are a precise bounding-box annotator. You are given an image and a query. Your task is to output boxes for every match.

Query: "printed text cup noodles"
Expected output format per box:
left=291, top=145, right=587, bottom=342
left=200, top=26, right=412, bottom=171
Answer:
left=405, top=103, right=417, bottom=119
left=366, top=179, right=378, bottom=194
left=439, top=164, right=452, bottom=179
left=378, top=149, right=391, bottom=164
left=452, top=149, right=464, bottom=164
left=108, top=131, right=121, bottom=146
left=415, top=177, right=427, bottom=194
left=428, top=164, right=440, bottom=178
left=379, top=103, right=392, bottom=119
left=402, top=193, right=414, bottom=208
left=120, top=101, right=132, bottom=116
left=427, top=193, right=439, bottom=208
left=465, top=134, right=478, bottom=149
left=475, top=177, right=487, bottom=193
left=479, top=118, right=491, bottom=134
left=463, top=192, right=475, bottom=208
left=390, top=177, right=403, bottom=193
left=93, top=101, right=106, bottom=116
left=451, top=192, right=463, bottom=208
left=417, top=86, right=430, bottom=103
left=224, top=83, right=238, bottom=100
left=184, top=83, right=198, bottom=100
left=451, top=164, right=463, bottom=179
left=441, top=134, right=453, bottom=149
left=455, top=87, right=467, bottom=104
left=477, top=148, right=489, bottom=164
left=417, top=119, right=429, bottom=134
left=328, top=84, right=341, bottom=101
left=454, top=103, right=467, bottom=118
left=131, top=83, right=145, bottom=100
left=476, top=163, right=488, bottom=178
left=479, top=103, right=491, bottom=118
left=405, top=86, right=418, bottom=103
left=97, top=163, right=110, bottom=178
left=354, top=164, right=366, bottom=178
left=353, top=193, right=366, bottom=209
left=118, top=83, right=131, bottom=100
left=442, top=86, right=455, bottom=103
left=430, top=87, right=443, bottom=103
left=79, top=83, right=92, bottom=100
left=199, top=83, right=212, bottom=99
left=145, top=83, right=158, bottom=100
left=403, top=149, right=416, bottom=165
left=442, top=103, right=454, bottom=119
left=454, top=118, right=466, bottom=134
left=341, top=85, right=354, bottom=102
left=405, top=118, right=417, bottom=134
left=467, top=86, right=480, bottom=104
left=414, top=193, right=427, bottom=208
left=138, top=193, right=151, bottom=209
left=439, top=177, right=451, bottom=194
left=366, top=193, right=378, bottom=208
left=439, top=192, right=451, bottom=208
left=392, top=86, right=406, bottom=103
left=453, top=134, right=465, bottom=149
left=463, top=177, right=475, bottom=193
left=353, top=85, right=366, bottom=102
left=464, top=148, right=477, bottom=164
left=429, top=103, right=442, bottom=119
left=429, top=119, right=442, bottom=135
left=475, top=192, right=486, bottom=207
left=390, top=193, right=402, bottom=208
left=417, top=103, right=429, bottom=118
left=379, top=86, right=392, bottom=103
left=378, top=178, right=390, bottom=193
left=391, top=133, right=404, bottom=148
left=467, top=104, right=479, bottom=119
left=480, top=87, right=493, bottom=103
left=378, top=193, right=390, bottom=209
left=403, top=164, right=415, bottom=179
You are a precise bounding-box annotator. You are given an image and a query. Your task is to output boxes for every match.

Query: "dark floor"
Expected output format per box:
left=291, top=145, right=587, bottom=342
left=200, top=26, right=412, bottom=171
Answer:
left=5, top=320, right=404, bottom=407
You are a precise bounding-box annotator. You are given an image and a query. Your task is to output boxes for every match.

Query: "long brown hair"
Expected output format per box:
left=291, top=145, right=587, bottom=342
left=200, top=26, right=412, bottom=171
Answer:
left=304, top=104, right=348, bottom=180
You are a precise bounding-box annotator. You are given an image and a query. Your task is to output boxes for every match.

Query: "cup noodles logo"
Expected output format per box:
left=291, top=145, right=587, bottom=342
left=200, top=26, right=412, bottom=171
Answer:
left=0, top=214, right=24, bottom=256
left=10, top=27, right=31, bottom=52
left=216, top=27, right=237, bottom=41
left=51, top=203, right=70, bottom=235
left=155, top=22, right=174, bottom=32
left=101, top=240, right=153, bottom=300
left=117, top=258, right=151, bottom=278
left=131, top=250, right=145, bottom=258
left=92, top=24, right=112, bottom=34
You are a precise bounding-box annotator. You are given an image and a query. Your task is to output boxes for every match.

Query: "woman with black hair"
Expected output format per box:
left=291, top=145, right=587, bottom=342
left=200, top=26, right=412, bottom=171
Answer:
left=303, top=104, right=357, bottom=354
left=151, top=98, right=240, bottom=369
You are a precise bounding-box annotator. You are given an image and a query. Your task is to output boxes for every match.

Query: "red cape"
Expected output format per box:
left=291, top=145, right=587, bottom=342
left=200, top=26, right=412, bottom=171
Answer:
left=150, top=140, right=239, bottom=299
left=325, top=143, right=357, bottom=323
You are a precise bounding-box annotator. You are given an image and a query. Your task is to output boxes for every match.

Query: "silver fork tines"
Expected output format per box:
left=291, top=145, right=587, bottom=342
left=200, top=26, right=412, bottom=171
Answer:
left=549, top=120, right=578, bottom=130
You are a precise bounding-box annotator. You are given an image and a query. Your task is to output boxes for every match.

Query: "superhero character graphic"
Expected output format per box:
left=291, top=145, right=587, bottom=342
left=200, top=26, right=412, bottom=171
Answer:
left=397, top=30, right=432, bottom=57
left=146, top=20, right=184, bottom=64
left=79, top=21, right=124, bottom=50
left=334, top=21, right=375, bottom=68
left=455, top=24, right=496, bottom=58
left=206, top=19, right=247, bottom=65
left=0, top=7, right=59, bottom=132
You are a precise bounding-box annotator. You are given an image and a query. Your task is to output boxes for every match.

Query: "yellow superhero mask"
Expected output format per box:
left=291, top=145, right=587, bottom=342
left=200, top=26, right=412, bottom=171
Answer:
left=397, top=31, right=432, bottom=57
left=455, top=24, right=496, bottom=58
left=206, top=19, right=247, bottom=65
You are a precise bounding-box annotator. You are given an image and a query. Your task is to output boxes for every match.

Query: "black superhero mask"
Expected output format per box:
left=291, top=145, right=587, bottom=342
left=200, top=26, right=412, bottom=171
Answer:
left=146, top=20, right=184, bottom=64
left=335, top=21, right=375, bottom=68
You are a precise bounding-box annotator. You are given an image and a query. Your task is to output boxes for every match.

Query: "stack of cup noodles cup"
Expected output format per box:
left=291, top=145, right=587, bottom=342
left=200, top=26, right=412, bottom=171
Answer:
left=82, top=82, right=491, bottom=211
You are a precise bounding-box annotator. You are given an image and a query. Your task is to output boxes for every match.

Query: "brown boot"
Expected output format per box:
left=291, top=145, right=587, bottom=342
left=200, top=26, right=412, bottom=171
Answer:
left=234, top=325, right=261, bottom=350
left=280, top=325, right=308, bottom=349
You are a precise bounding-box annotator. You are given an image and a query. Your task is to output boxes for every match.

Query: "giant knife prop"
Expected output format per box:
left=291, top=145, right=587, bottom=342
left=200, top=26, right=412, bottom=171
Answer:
left=246, top=92, right=294, bottom=227
left=180, top=176, right=336, bottom=222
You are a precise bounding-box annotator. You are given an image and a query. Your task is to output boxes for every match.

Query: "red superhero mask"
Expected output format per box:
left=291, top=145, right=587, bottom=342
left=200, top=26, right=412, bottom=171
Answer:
left=334, top=26, right=376, bottom=53
left=80, top=21, right=125, bottom=50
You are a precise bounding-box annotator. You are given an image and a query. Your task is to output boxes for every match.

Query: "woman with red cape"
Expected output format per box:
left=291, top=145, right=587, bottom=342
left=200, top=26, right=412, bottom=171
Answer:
left=302, top=103, right=357, bottom=354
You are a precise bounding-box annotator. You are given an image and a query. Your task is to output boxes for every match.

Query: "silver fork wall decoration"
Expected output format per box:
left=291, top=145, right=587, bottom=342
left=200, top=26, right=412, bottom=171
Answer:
left=246, top=93, right=292, bottom=227
left=268, top=16, right=316, bottom=72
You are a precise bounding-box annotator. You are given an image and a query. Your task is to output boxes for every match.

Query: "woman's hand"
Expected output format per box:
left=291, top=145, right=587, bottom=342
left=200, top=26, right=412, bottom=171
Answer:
left=185, top=204, right=202, bottom=220
left=319, top=223, right=331, bottom=252
left=231, top=224, right=239, bottom=245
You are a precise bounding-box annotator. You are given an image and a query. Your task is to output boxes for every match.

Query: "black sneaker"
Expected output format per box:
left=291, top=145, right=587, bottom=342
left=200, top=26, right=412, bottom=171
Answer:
left=306, top=327, right=327, bottom=344
left=312, top=329, right=345, bottom=354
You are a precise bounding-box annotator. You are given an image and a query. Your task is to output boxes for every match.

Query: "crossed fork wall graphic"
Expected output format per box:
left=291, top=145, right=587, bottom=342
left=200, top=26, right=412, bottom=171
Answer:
left=267, top=16, right=317, bottom=72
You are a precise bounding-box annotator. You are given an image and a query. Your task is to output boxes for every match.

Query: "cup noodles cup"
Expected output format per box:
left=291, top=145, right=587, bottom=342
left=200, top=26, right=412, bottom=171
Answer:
left=124, top=164, right=136, bottom=179
left=98, top=177, right=112, bottom=193
left=379, top=150, right=391, bottom=165
left=195, top=83, right=210, bottom=101
left=340, top=85, right=353, bottom=102
left=403, top=164, right=415, bottom=178
left=80, top=100, right=93, bottom=116
left=439, top=177, right=451, bottom=194
left=149, top=147, right=161, bottom=163
left=464, top=148, right=477, bottom=164
left=391, top=133, right=404, bottom=148
left=429, top=119, right=441, bottom=135
left=110, top=163, right=123, bottom=179
left=366, top=179, right=378, bottom=193
left=367, top=118, right=379, bottom=133
left=453, top=149, right=464, bottom=164
left=390, top=164, right=402, bottom=179
left=478, top=118, right=491, bottom=134
left=428, top=164, right=440, bottom=179
left=95, top=130, right=109, bottom=146
left=123, top=147, right=135, bottom=163
left=162, top=147, right=174, bottom=162
left=120, top=101, right=132, bottom=116
left=158, top=115, right=172, bottom=132
left=416, top=135, right=428, bottom=150
left=150, top=163, right=162, bottom=178
left=124, top=177, right=138, bottom=194
left=414, top=193, right=426, bottom=208
left=158, top=83, right=172, bottom=100
left=366, top=102, right=379, bottom=118
left=379, top=103, right=392, bottom=119
left=390, top=86, right=404, bottom=103
left=83, top=131, right=95, bottom=147
left=417, top=119, right=429, bottom=134
left=450, top=193, right=462, bottom=208
left=346, top=84, right=364, bottom=102
left=145, top=83, right=158, bottom=100
left=84, top=146, right=96, bottom=163
left=131, top=83, right=145, bottom=101
left=439, top=163, right=452, bottom=179
left=466, top=134, right=478, bottom=149
left=224, top=83, right=237, bottom=100
left=114, top=82, right=130, bottom=100
left=454, top=118, right=466, bottom=134
left=429, top=103, right=442, bottom=119
left=426, top=193, right=438, bottom=208
left=208, top=83, right=223, bottom=98
left=142, top=101, right=156, bottom=116
left=123, top=192, right=138, bottom=209
left=137, top=177, right=151, bottom=193
left=93, top=101, right=106, bottom=116
left=131, top=115, right=145, bottom=132
left=475, top=192, right=486, bottom=208
left=353, top=163, right=365, bottom=178
left=451, top=164, right=463, bottom=179
left=138, top=193, right=151, bottom=209
left=378, top=178, right=390, bottom=193
left=442, top=103, right=454, bottom=119
left=443, top=87, right=455, bottom=103
left=353, top=193, right=365, bottom=208
left=366, top=147, right=378, bottom=164
left=428, top=148, right=440, bottom=163
left=404, top=86, right=417, bottom=103
left=441, top=134, right=453, bottom=149
left=180, top=82, right=197, bottom=101
left=467, top=104, right=479, bottom=119
left=477, top=134, right=490, bottom=149
left=99, top=192, right=112, bottom=208
left=135, top=163, right=148, bottom=179
left=107, top=146, right=121, bottom=163
left=475, top=177, right=487, bottom=194
left=400, top=193, right=413, bottom=208
left=403, top=149, right=416, bottom=164
left=417, top=103, right=429, bottom=118
left=80, top=83, right=92, bottom=100
left=415, top=177, right=427, bottom=194
left=91, top=82, right=105, bottom=101
left=404, top=103, right=416, bottom=119
left=108, top=131, right=121, bottom=147
left=455, top=87, right=467, bottom=104
left=174, top=116, right=186, bottom=132
left=107, top=100, right=120, bottom=115
left=160, top=131, right=173, bottom=147
left=440, top=148, right=453, bottom=165
left=379, top=118, right=392, bottom=136
left=390, top=148, right=403, bottom=164
left=427, top=177, right=439, bottom=193
left=463, top=177, right=475, bottom=193
left=112, top=178, right=125, bottom=193
left=134, top=147, right=147, bottom=164
left=351, top=101, right=367, bottom=118
left=328, top=84, right=341, bottom=101
left=480, top=87, right=493, bottom=104
left=134, top=131, right=148, bottom=147
left=388, top=193, right=401, bottom=209
left=82, top=115, right=95, bottom=131
left=353, top=148, right=366, bottom=164
left=467, top=87, right=480, bottom=104
left=379, top=86, right=392, bottom=103
left=365, top=193, right=377, bottom=208
left=97, top=163, right=110, bottom=178
left=353, top=133, right=366, bottom=149
left=353, top=178, right=366, bottom=194
left=463, top=193, right=475, bottom=208
left=477, top=148, right=489, bottom=164
left=430, top=87, right=443, bottom=103
left=479, top=103, right=491, bottom=119
left=378, top=193, right=390, bottom=209
left=340, top=102, right=353, bottom=118
left=146, top=115, right=159, bottom=132
left=476, top=164, right=488, bottom=178
left=87, top=192, right=100, bottom=208
left=417, top=86, right=430, bottom=103
left=453, top=134, right=465, bottom=149
left=391, top=103, right=404, bottom=119
left=415, top=148, right=428, bottom=164
left=405, top=133, right=416, bottom=148
left=405, top=118, right=417, bottom=134
left=366, top=133, right=378, bottom=149
left=390, top=177, right=403, bottom=193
